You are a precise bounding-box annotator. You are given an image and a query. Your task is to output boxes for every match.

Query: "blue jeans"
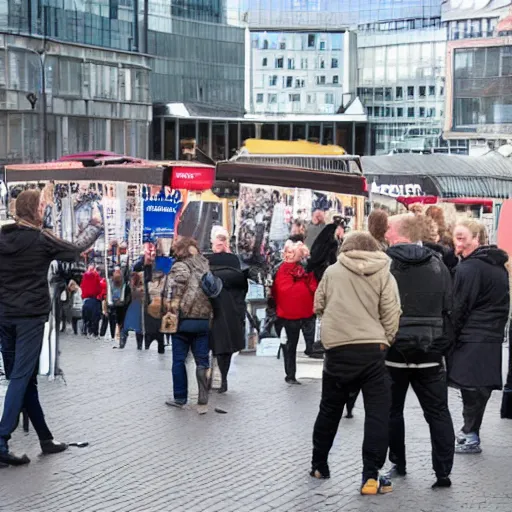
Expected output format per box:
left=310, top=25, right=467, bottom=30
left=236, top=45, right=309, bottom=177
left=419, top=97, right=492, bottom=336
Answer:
left=0, top=316, right=53, bottom=445
left=82, top=298, right=101, bottom=336
left=172, top=321, right=210, bottom=404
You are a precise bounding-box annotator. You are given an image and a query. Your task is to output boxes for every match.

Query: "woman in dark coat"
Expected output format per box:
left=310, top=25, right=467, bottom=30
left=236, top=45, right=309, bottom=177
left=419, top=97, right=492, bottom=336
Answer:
left=207, top=227, right=248, bottom=393
left=448, top=220, right=509, bottom=454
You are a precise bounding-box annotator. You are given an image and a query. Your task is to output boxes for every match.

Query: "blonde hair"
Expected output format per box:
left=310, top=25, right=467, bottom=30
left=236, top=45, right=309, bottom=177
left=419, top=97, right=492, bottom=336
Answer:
left=408, top=203, right=425, bottom=216
left=455, top=219, right=481, bottom=239
left=211, top=225, right=229, bottom=243
left=388, top=214, right=424, bottom=243
left=419, top=215, right=439, bottom=244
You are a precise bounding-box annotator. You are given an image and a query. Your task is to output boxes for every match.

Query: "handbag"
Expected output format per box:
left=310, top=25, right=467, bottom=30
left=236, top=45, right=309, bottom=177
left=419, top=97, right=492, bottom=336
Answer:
left=147, top=275, right=169, bottom=320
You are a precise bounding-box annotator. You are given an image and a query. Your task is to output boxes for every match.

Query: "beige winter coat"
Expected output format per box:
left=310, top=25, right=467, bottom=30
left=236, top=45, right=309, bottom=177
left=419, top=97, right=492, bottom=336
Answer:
left=314, top=250, right=401, bottom=350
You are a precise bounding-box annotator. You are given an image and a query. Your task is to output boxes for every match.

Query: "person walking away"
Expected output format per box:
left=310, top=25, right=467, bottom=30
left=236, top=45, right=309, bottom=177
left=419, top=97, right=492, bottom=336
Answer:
left=448, top=220, right=509, bottom=453
left=311, top=232, right=401, bottom=495
left=207, top=227, right=248, bottom=393
left=305, top=209, right=326, bottom=249
left=272, top=240, right=317, bottom=383
left=133, top=242, right=167, bottom=354
left=165, top=237, right=212, bottom=414
left=0, top=189, right=101, bottom=465
left=67, top=280, right=83, bottom=335
left=118, top=272, right=143, bottom=349
left=368, top=208, right=389, bottom=251
left=501, top=260, right=512, bottom=418
left=81, top=264, right=102, bottom=338
left=385, top=214, right=455, bottom=489
left=101, top=267, right=127, bottom=341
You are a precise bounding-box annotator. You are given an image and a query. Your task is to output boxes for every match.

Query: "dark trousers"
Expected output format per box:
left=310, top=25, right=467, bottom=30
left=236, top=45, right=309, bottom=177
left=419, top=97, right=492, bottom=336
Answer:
left=71, top=318, right=79, bottom=335
left=502, top=326, right=512, bottom=418
left=312, top=346, right=390, bottom=480
left=280, top=316, right=316, bottom=379
left=388, top=366, right=454, bottom=478
left=217, top=353, right=232, bottom=385
left=0, top=317, right=53, bottom=443
left=82, top=298, right=101, bottom=336
left=100, top=308, right=117, bottom=338
left=461, top=388, right=492, bottom=435
left=145, top=332, right=165, bottom=354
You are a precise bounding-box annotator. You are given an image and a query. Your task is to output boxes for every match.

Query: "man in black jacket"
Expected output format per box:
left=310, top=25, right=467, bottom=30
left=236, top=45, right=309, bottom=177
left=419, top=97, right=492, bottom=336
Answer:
left=0, top=190, right=101, bottom=466
left=385, top=214, right=455, bottom=489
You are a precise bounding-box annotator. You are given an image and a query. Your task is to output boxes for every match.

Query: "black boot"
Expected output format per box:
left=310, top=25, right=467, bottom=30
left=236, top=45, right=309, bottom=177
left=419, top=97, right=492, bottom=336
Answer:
left=40, top=439, right=68, bottom=455
left=136, top=333, right=143, bottom=350
left=217, top=354, right=231, bottom=394
left=0, top=438, right=30, bottom=466
left=196, top=367, right=209, bottom=414
left=157, top=337, right=165, bottom=354
left=119, top=332, right=128, bottom=349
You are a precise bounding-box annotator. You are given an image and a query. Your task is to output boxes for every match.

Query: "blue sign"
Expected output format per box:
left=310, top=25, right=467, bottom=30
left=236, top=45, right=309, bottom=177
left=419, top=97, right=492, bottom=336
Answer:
left=143, top=193, right=183, bottom=243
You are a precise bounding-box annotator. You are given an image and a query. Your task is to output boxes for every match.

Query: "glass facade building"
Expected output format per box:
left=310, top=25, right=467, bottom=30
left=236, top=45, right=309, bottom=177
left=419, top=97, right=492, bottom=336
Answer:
left=250, top=31, right=344, bottom=115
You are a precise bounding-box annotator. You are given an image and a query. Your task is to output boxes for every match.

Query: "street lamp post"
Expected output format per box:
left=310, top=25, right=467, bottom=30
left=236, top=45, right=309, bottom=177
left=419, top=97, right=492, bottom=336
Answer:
left=21, top=47, right=47, bottom=162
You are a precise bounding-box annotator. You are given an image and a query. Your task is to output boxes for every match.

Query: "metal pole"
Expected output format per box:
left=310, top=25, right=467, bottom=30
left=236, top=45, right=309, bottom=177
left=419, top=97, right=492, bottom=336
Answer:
left=41, top=52, right=47, bottom=162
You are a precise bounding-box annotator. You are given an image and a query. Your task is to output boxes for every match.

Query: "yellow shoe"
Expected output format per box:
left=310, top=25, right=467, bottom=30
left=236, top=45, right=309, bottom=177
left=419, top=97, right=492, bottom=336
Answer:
left=360, top=478, right=379, bottom=495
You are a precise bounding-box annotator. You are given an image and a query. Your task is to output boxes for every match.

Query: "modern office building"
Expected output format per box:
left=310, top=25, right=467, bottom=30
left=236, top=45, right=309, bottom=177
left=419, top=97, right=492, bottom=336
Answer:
left=442, top=0, right=512, bottom=156
left=0, top=0, right=246, bottom=163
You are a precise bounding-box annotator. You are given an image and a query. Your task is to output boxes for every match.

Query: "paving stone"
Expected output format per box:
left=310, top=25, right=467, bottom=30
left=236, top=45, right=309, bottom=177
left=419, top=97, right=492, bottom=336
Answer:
left=0, top=335, right=511, bottom=511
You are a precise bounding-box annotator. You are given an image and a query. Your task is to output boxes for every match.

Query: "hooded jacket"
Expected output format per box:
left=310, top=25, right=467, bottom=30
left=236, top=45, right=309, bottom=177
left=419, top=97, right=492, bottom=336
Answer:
left=447, top=246, right=509, bottom=390
left=0, top=223, right=100, bottom=318
left=314, top=250, right=401, bottom=350
left=169, top=254, right=212, bottom=321
left=386, top=243, right=453, bottom=367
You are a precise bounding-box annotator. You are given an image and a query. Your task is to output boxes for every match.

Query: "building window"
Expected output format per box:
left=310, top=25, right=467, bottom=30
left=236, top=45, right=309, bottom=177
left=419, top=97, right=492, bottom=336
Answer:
left=263, top=40, right=269, bottom=49
left=333, top=75, right=339, bottom=84
left=407, top=86, right=415, bottom=99
left=428, top=85, right=435, bottom=97
left=385, top=87, right=392, bottom=101
left=439, top=85, right=444, bottom=96
left=275, top=57, right=284, bottom=69
left=331, top=58, right=339, bottom=68
left=419, top=86, right=426, bottom=98
left=325, top=93, right=334, bottom=104
left=285, top=76, right=293, bottom=88
left=295, top=79, right=305, bottom=88
left=269, top=75, right=278, bottom=86
left=396, top=86, right=403, bottom=99
left=301, top=58, right=308, bottom=69
left=268, top=94, right=277, bottom=104
left=375, top=88, right=384, bottom=101
left=367, top=107, right=373, bottom=116
left=289, top=93, right=300, bottom=102
left=279, top=42, right=286, bottom=50
left=319, top=41, right=326, bottom=51
left=256, top=93, right=264, bottom=103
left=419, top=107, right=425, bottom=117
left=320, top=59, right=325, bottom=69
left=374, top=106, right=380, bottom=117
left=288, top=58, right=295, bottom=70
left=316, top=76, right=326, bottom=85
left=408, top=107, right=415, bottom=118
left=262, top=58, right=267, bottom=67
left=397, top=107, right=404, bottom=117
left=307, top=94, right=315, bottom=103
left=384, top=107, right=391, bottom=117
left=427, top=107, right=436, bottom=117
left=308, top=34, right=316, bottom=48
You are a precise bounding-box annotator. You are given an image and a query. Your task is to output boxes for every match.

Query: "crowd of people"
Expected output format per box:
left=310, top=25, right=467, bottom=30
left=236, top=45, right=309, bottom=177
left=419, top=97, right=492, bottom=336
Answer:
left=1, top=189, right=511, bottom=501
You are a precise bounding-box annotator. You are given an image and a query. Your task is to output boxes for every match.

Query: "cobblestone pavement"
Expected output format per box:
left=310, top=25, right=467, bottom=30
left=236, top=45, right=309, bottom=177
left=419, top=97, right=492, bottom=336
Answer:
left=1, top=336, right=512, bottom=512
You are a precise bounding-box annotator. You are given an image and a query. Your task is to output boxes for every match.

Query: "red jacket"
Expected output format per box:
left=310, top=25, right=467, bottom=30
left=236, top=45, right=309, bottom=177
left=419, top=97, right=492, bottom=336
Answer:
left=272, top=262, right=318, bottom=320
left=81, top=270, right=101, bottom=300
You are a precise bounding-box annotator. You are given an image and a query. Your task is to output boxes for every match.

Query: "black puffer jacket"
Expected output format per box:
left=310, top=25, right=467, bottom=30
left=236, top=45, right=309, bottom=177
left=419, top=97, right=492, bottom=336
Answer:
left=447, top=246, right=509, bottom=390
left=306, top=224, right=340, bottom=282
left=386, top=243, right=453, bottom=366
left=423, top=242, right=458, bottom=275
left=0, top=223, right=101, bottom=318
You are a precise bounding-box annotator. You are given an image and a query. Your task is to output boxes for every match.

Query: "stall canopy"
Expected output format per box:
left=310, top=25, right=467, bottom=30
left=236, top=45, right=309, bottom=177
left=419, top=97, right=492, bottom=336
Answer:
left=4, top=160, right=216, bottom=190
left=216, top=139, right=366, bottom=197
left=362, top=152, right=512, bottom=199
